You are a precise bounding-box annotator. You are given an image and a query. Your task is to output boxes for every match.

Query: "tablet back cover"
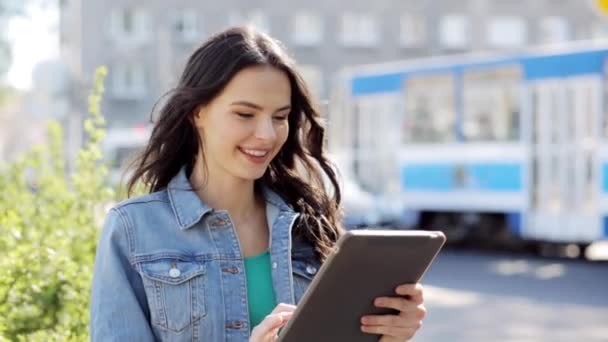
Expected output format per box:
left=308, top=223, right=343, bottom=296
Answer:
left=279, top=230, right=445, bottom=342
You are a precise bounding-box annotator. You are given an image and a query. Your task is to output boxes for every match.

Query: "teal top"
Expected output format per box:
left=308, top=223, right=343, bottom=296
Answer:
left=244, top=250, right=277, bottom=328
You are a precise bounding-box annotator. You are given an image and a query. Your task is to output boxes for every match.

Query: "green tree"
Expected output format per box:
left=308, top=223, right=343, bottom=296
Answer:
left=0, top=66, right=112, bottom=341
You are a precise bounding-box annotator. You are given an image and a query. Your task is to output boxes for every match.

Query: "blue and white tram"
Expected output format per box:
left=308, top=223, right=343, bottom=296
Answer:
left=329, top=42, right=608, bottom=249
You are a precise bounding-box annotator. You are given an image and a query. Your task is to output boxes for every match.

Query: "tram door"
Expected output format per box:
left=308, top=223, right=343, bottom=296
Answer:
left=353, top=94, right=402, bottom=194
left=528, top=76, right=601, bottom=243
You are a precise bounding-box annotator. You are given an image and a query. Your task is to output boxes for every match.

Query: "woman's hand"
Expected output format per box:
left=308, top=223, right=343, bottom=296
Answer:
left=360, top=283, right=426, bottom=342
left=249, top=303, right=296, bottom=342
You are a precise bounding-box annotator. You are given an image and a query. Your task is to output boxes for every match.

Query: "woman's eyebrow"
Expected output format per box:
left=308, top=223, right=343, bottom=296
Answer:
left=230, top=101, right=291, bottom=113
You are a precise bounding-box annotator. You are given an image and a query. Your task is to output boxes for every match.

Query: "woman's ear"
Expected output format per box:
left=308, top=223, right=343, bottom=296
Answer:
left=193, top=105, right=206, bottom=128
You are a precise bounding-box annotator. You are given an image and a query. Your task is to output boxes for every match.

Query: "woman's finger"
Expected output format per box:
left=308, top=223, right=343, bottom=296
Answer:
left=250, top=303, right=296, bottom=342
left=374, top=296, right=415, bottom=312
left=395, top=283, right=424, bottom=304
left=361, top=324, right=417, bottom=339
left=270, top=303, right=297, bottom=315
left=250, top=312, right=293, bottom=341
left=260, top=303, right=297, bottom=331
left=361, top=314, right=421, bottom=329
left=269, top=312, right=293, bottom=330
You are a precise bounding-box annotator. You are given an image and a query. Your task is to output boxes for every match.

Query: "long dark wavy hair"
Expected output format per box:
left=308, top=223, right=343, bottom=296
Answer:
left=127, top=26, right=344, bottom=260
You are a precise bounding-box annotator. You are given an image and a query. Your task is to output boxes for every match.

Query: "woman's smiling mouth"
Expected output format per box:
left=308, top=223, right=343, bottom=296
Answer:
left=238, top=147, right=271, bottom=163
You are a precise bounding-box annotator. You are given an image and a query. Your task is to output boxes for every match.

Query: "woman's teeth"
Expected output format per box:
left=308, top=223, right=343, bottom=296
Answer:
left=241, top=148, right=269, bottom=157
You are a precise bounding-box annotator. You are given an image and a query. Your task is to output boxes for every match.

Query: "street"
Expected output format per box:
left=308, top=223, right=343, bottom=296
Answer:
left=415, top=248, right=608, bottom=341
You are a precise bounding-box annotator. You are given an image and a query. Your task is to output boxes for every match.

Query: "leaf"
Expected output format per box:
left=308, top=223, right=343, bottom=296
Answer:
left=0, top=66, right=112, bottom=340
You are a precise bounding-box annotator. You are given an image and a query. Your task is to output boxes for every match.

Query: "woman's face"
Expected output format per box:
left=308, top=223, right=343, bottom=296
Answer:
left=194, top=65, right=292, bottom=182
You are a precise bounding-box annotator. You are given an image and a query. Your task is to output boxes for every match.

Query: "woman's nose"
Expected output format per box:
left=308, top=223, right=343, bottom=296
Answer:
left=255, top=118, right=277, bottom=141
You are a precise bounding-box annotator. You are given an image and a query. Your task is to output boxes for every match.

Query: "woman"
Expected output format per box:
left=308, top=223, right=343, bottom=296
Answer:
left=90, top=26, right=426, bottom=342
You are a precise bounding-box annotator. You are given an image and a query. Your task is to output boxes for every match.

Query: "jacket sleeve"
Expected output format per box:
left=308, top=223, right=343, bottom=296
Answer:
left=90, top=208, right=155, bottom=341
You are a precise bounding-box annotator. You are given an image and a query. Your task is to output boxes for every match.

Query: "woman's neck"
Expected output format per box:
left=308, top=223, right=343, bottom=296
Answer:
left=188, top=157, right=270, bottom=257
left=188, top=160, right=261, bottom=225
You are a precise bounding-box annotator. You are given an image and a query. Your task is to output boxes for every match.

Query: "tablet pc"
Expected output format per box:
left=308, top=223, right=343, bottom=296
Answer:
left=278, top=230, right=446, bottom=342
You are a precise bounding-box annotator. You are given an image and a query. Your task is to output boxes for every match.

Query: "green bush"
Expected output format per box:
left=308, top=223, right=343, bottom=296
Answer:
left=0, top=66, right=114, bottom=341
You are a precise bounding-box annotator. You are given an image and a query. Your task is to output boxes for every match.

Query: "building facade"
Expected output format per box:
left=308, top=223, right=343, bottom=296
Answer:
left=60, top=0, right=608, bottom=130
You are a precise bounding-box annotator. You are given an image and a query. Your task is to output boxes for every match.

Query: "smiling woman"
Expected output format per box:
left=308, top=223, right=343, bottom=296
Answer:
left=190, top=66, right=292, bottom=182
left=90, top=26, right=428, bottom=342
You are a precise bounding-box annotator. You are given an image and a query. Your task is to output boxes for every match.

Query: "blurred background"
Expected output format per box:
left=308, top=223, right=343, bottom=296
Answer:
left=1, top=0, right=608, bottom=341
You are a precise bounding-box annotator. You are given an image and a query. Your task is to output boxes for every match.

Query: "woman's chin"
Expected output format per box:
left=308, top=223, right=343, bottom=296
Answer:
left=234, top=169, right=267, bottom=182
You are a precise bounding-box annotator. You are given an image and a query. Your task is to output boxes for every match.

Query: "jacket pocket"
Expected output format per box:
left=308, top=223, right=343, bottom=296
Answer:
left=136, top=257, right=207, bottom=333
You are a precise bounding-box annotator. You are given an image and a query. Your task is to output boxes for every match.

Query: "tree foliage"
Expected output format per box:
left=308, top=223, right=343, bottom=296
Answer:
left=0, top=66, right=112, bottom=341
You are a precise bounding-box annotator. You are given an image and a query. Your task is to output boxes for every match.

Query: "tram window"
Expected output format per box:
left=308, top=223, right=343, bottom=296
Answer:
left=566, top=86, right=576, bottom=144
left=531, top=157, right=539, bottom=208
left=531, top=91, right=538, bottom=145
left=550, top=90, right=561, bottom=145
left=603, top=76, right=608, bottom=138
left=403, top=73, right=456, bottom=143
left=583, top=83, right=595, bottom=140
left=585, top=151, right=594, bottom=209
left=586, top=91, right=593, bottom=140
left=354, top=95, right=399, bottom=152
left=462, top=66, right=521, bottom=142
left=550, top=153, right=560, bottom=210
left=357, top=96, right=383, bottom=151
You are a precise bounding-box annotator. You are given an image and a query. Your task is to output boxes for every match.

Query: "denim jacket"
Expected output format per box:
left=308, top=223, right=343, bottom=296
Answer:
left=90, top=167, right=321, bottom=341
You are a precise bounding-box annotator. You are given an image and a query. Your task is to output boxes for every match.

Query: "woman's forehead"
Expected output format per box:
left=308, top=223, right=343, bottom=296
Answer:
left=221, top=66, right=291, bottom=100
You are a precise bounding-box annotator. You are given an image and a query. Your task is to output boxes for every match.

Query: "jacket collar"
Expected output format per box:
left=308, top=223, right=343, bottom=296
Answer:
left=167, top=166, right=212, bottom=230
left=167, top=166, right=294, bottom=230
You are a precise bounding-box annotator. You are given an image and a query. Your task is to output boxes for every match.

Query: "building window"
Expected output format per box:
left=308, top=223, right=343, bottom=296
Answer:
left=439, top=14, right=470, bottom=49
left=292, top=11, right=323, bottom=46
left=487, top=16, right=527, bottom=48
left=298, top=65, right=323, bottom=96
left=340, top=12, right=379, bottom=47
left=172, top=10, right=200, bottom=42
left=399, top=13, right=426, bottom=47
left=591, top=22, right=608, bottom=40
left=112, top=64, right=146, bottom=99
left=109, top=8, right=150, bottom=43
left=538, top=17, right=570, bottom=44
left=229, top=9, right=270, bottom=33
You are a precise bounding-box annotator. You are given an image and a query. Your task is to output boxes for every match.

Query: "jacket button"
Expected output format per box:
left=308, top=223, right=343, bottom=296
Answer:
left=306, top=265, right=317, bottom=275
left=169, top=267, right=181, bottom=278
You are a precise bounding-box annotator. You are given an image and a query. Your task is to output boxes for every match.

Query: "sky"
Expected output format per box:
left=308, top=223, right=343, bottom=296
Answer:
left=5, top=2, right=59, bottom=90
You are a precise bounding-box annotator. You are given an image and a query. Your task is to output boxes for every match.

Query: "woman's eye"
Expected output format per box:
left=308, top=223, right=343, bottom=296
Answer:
left=236, top=112, right=254, bottom=118
left=273, top=115, right=288, bottom=121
